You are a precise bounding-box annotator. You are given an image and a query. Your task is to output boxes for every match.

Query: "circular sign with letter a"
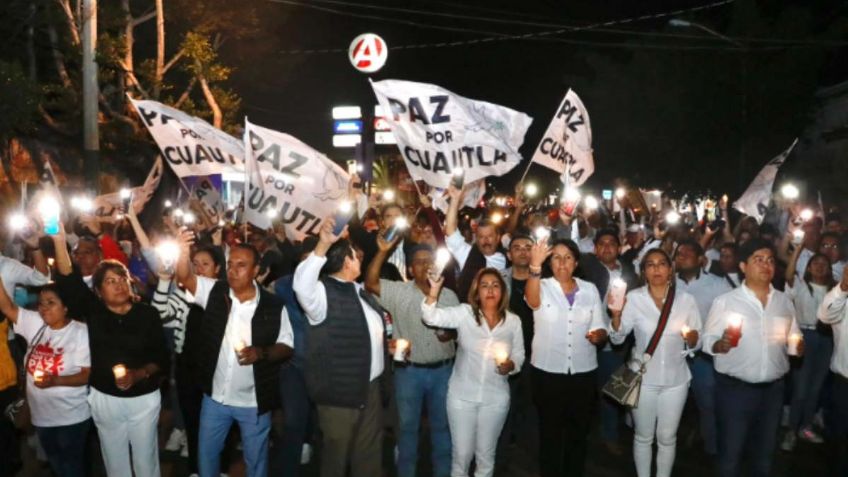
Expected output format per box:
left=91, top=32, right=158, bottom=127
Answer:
left=349, top=33, right=388, bottom=73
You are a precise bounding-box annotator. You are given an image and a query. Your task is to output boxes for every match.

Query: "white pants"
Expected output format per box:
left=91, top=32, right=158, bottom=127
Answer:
left=446, top=393, right=509, bottom=477
left=632, top=381, right=688, bottom=477
left=88, top=388, right=161, bottom=477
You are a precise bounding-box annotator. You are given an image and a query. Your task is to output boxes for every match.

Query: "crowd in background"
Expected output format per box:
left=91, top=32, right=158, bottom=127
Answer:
left=1, top=175, right=848, bottom=477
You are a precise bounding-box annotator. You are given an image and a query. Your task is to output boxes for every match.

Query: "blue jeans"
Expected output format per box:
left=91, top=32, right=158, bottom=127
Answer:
left=35, top=419, right=91, bottom=477
left=689, top=353, right=717, bottom=455
left=715, top=373, right=784, bottom=477
left=271, top=364, right=312, bottom=477
left=395, top=363, right=452, bottom=477
left=789, top=328, right=833, bottom=431
left=597, top=348, right=624, bottom=442
left=198, top=395, right=271, bottom=477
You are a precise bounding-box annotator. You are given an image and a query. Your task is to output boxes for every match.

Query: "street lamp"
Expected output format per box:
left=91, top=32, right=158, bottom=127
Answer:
left=670, top=19, right=747, bottom=192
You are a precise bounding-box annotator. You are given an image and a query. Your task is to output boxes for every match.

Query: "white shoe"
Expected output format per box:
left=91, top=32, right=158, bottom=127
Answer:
left=165, top=428, right=186, bottom=452
left=798, top=426, right=824, bottom=444
left=300, top=443, right=313, bottom=465
left=781, top=431, right=796, bottom=451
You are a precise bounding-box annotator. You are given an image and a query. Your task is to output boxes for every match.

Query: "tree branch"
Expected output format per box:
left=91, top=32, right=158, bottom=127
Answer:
left=174, top=77, right=197, bottom=109
left=162, top=49, right=185, bottom=75
left=132, top=9, right=156, bottom=26
left=55, top=0, right=81, bottom=47
left=197, top=71, right=222, bottom=129
left=117, top=59, right=151, bottom=98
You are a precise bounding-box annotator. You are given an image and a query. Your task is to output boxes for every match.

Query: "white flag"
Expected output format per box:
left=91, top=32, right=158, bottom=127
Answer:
left=732, top=139, right=797, bottom=223
left=191, top=177, right=225, bottom=224
left=89, top=157, right=165, bottom=218
left=370, top=79, right=532, bottom=189
left=530, top=89, right=594, bottom=186
left=428, top=179, right=486, bottom=214
left=130, top=98, right=244, bottom=178
left=243, top=119, right=349, bottom=240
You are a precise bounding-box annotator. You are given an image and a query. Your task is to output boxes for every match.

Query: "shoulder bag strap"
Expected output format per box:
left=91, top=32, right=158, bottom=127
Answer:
left=644, top=284, right=676, bottom=357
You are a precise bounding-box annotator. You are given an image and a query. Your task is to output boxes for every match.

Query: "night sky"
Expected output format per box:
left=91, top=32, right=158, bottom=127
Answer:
left=224, top=0, right=848, bottom=197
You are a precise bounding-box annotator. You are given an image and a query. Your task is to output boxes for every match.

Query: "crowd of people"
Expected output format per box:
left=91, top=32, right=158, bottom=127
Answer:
left=1, top=174, right=847, bottom=477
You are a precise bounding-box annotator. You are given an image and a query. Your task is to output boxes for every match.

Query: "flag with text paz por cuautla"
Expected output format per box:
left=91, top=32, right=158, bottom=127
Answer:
left=131, top=98, right=244, bottom=178
left=530, top=89, right=594, bottom=187
left=243, top=119, right=350, bottom=240
left=732, top=139, right=797, bottom=223
left=370, top=79, right=533, bottom=189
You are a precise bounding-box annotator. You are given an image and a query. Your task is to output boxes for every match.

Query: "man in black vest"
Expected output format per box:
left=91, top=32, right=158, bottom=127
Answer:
left=176, top=240, right=294, bottom=477
left=293, top=217, right=390, bottom=477
left=444, top=185, right=507, bottom=302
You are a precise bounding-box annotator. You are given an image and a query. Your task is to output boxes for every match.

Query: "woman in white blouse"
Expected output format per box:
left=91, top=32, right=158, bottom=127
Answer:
left=422, top=267, right=525, bottom=477
left=524, top=237, right=607, bottom=477
left=610, top=249, right=701, bottom=477
left=781, top=246, right=835, bottom=450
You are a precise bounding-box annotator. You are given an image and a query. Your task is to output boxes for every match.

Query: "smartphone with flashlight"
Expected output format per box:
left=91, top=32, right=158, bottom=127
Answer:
left=450, top=168, right=465, bottom=190
left=333, top=203, right=354, bottom=236
left=602, top=189, right=613, bottom=201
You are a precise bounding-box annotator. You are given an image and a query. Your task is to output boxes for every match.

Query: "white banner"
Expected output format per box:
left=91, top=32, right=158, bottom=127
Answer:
left=429, top=179, right=486, bottom=214
left=90, top=157, right=165, bottom=218
left=192, top=177, right=225, bottom=224
left=370, top=79, right=532, bottom=189
left=530, top=89, right=594, bottom=186
left=130, top=98, right=244, bottom=178
left=732, top=139, right=797, bottom=223
left=243, top=119, right=350, bottom=240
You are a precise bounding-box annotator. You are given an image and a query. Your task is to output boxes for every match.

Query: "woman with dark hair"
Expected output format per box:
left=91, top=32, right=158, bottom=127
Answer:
left=609, top=248, right=701, bottom=477
left=52, top=223, right=168, bottom=477
left=781, top=245, right=835, bottom=450
left=524, top=237, right=607, bottom=477
left=422, top=267, right=524, bottom=477
left=0, top=279, right=90, bottom=477
left=152, top=235, right=225, bottom=473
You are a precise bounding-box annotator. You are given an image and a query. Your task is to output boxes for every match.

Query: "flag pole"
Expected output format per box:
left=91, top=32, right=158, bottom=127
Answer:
left=518, top=157, right=533, bottom=185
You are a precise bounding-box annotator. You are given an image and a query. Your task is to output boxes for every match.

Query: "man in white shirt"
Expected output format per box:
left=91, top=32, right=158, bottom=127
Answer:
left=176, top=241, right=294, bottom=477
left=444, top=185, right=506, bottom=302
left=817, top=265, right=848, bottom=476
left=703, top=239, right=803, bottom=477
left=293, top=217, right=390, bottom=477
left=674, top=240, right=733, bottom=456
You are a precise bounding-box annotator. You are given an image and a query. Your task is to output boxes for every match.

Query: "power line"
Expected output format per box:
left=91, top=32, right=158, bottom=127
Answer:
left=268, top=0, right=848, bottom=54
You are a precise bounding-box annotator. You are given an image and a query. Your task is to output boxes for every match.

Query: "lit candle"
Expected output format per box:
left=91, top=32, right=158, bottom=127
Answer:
left=726, top=315, right=742, bottom=347
left=681, top=325, right=691, bottom=340
left=112, top=364, right=127, bottom=380
left=33, top=369, right=45, bottom=383
left=494, top=349, right=510, bottom=366
left=788, top=333, right=802, bottom=356
left=608, top=278, right=628, bottom=312
left=234, top=339, right=247, bottom=355
left=792, top=229, right=805, bottom=245
left=393, top=339, right=409, bottom=362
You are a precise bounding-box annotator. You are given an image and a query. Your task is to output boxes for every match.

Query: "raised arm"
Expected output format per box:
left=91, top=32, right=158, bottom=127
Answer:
left=524, top=237, right=551, bottom=310
left=785, top=239, right=803, bottom=288
left=819, top=267, right=848, bottom=324
left=0, top=277, right=20, bottom=324
left=504, top=182, right=526, bottom=236
left=444, top=184, right=463, bottom=238
left=365, top=234, right=399, bottom=297
left=126, top=205, right=152, bottom=250
left=174, top=228, right=197, bottom=295
left=293, top=217, right=345, bottom=325
left=421, top=276, right=465, bottom=328
left=52, top=222, right=73, bottom=276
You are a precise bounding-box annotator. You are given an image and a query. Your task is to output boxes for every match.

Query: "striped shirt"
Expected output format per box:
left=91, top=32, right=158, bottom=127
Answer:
left=152, top=278, right=192, bottom=354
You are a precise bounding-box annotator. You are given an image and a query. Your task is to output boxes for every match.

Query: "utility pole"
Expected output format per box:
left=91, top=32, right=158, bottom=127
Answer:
left=82, top=0, right=99, bottom=191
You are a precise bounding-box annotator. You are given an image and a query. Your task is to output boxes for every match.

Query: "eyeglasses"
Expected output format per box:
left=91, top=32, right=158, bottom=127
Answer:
left=750, top=256, right=776, bottom=266
left=821, top=244, right=839, bottom=250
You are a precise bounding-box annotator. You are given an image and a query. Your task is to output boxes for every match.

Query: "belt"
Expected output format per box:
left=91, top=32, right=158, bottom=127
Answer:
left=398, top=358, right=454, bottom=369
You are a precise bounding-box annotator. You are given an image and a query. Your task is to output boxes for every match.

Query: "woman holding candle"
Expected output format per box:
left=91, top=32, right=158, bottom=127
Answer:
left=51, top=222, right=168, bottom=477
left=781, top=245, right=835, bottom=451
left=422, top=268, right=524, bottom=477
left=0, top=279, right=90, bottom=477
left=523, top=237, right=607, bottom=477
left=609, top=249, right=701, bottom=477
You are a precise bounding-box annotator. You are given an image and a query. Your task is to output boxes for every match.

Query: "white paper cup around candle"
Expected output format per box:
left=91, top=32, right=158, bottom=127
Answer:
left=112, top=364, right=127, bottom=380
left=494, top=349, right=509, bottom=366
left=33, top=369, right=45, bottom=383
left=394, top=339, right=409, bottom=362
left=608, top=278, right=627, bottom=312
left=788, top=333, right=802, bottom=356
left=681, top=325, right=691, bottom=341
